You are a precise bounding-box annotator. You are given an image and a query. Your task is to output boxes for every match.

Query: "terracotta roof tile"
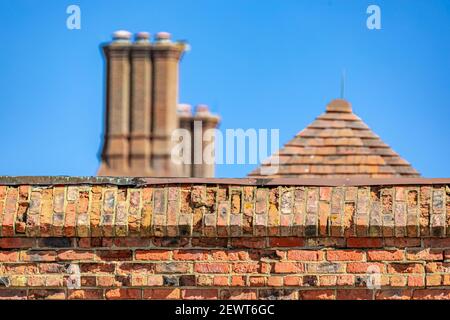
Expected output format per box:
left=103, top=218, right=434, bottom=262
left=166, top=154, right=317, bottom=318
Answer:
left=249, top=99, right=420, bottom=178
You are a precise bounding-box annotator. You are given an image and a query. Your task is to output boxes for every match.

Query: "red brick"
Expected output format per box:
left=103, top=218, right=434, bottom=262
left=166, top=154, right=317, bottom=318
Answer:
left=28, top=289, right=66, bottom=300
left=143, top=289, right=181, bottom=299
left=0, top=289, right=27, bottom=300
left=232, top=262, right=260, bottom=273
left=27, top=276, right=45, bottom=287
left=68, top=289, right=103, bottom=300
left=135, top=250, right=171, bottom=261
left=81, top=276, right=96, bottom=287
left=445, top=250, right=450, bottom=260
left=105, top=289, right=141, bottom=300
left=118, top=263, right=155, bottom=274
left=249, top=276, right=266, bottom=286
left=196, top=275, right=213, bottom=286
left=230, top=276, right=245, bottom=286
left=390, top=275, right=407, bottom=287
left=287, top=250, right=322, bottom=261
left=367, top=250, right=404, bottom=261
left=45, top=276, right=63, bottom=287
left=57, top=250, right=95, bottom=261
left=408, top=275, right=425, bottom=287
left=4, top=263, right=38, bottom=274
left=21, top=251, right=57, bottom=262
left=173, top=250, right=208, bottom=261
left=269, top=237, right=304, bottom=247
left=346, top=262, right=385, bottom=273
left=0, top=251, right=19, bottom=262
left=346, top=238, right=383, bottom=248
left=426, top=275, right=442, bottom=286
left=195, top=263, right=229, bottom=274
left=97, top=250, right=132, bottom=261
left=425, top=262, right=450, bottom=273
left=337, top=275, right=354, bottom=286
left=182, top=289, right=218, bottom=300
left=231, top=238, right=266, bottom=248
left=319, top=275, right=337, bottom=286
left=211, top=250, right=249, bottom=261
left=79, top=263, right=115, bottom=273
left=336, top=289, right=373, bottom=300
left=267, top=276, right=283, bottom=287
left=154, top=262, right=189, bottom=274
left=220, top=289, right=257, bottom=300
left=147, top=275, right=163, bottom=286
left=97, top=276, right=119, bottom=287
left=406, top=249, right=443, bottom=261
left=273, top=262, right=304, bottom=273
left=387, top=263, right=425, bottom=274
left=327, top=250, right=365, bottom=261
left=384, top=238, right=421, bottom=248
left=191, top=238, right=227, bottom=247
left=423, top=238, right=450, bottom=248
left=0, top=238, right=35, bottom=249
left=413, top=289, right=450, bottom=300
left=299, top=290, right=336, bottom=300
left=375, top=290, right=412, bottom=300
left=112, top=238, right=151, bottom=248
left=284, top=276, right=301, bottom=286
left=213, top=276, right=229, bottom=286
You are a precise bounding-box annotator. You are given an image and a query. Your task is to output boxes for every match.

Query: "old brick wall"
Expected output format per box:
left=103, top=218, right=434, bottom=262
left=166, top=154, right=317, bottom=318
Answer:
left=0, top=177, right=449, bottom=300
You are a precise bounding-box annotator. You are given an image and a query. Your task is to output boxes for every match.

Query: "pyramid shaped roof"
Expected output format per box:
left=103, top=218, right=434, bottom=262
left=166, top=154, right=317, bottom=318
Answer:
left=249, top=99, right=420, bottom=178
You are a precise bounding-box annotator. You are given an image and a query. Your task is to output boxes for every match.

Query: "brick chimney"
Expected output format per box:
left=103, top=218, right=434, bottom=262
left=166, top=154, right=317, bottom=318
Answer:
left=98, top=30, right=132, bottom=176
left=150, top=32, right=187, bottom=177
left=178, top=104, right=220, bottom=178
left=129, top=32, right=153, bottom=175
left=98, top=30, right=218, bottom=177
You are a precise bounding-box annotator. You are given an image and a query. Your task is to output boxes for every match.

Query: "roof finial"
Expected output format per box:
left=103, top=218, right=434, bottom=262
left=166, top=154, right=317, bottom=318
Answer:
left=340, top=68, right=346, bottom=99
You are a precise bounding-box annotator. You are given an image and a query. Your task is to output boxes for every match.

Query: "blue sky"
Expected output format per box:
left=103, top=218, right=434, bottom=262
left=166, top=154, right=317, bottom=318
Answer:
left=0, top=0, right=449, bottom=178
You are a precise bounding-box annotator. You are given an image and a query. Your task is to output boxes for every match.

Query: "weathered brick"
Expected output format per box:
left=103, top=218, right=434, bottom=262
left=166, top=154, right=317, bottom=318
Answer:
left=195, top=263, right=229, bottom=274
left=287, top=250, right=322, bottom=261
left=105, top=289, right=141, bottom=300
left=299, top=290, right=335, bottom=300
left=327, top=250, right=365, bottom=261
left=406, top=248, right=443, bottom=261
left=273, top=262, right=304, bottom=273
left=143, top=289, right=180, bottom=299
left=336, top=289, right=373, bottom=300
left=367, top=250, right=405, bottom=261
left=181, top=289, right=218, bottom=300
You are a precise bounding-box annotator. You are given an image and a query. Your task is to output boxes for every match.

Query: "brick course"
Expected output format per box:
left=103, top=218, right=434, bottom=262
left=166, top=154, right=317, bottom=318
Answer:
left=0, top=178, right=449, bottom=300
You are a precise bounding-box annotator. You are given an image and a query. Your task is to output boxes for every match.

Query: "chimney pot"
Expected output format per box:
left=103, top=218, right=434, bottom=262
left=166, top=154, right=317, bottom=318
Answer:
left=155, top=31, right=172, bottom=42
left=178, top=104, right=192, bottom=116
left=195, top=104, right=210, bottom=115
left=135, top=32, right=150, bottom=42
left=113, top=30, right=132, bottom=42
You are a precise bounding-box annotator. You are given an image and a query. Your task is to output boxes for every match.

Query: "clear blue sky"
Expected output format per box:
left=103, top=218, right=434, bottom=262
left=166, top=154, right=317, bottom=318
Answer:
left=1, top=0, right=449, bottom=178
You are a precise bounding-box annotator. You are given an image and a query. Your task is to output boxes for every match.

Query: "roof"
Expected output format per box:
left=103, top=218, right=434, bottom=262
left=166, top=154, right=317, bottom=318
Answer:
left=249, top=99, right=420, bottom=178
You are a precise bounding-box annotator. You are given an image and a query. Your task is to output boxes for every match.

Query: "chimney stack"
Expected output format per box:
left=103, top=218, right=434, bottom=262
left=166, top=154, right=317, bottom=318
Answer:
left=192, top=105, right=220, bottom=178
left=178, top=104, right=220, bottom=178
left=151, top=32, right=187, bottom=176
left=98, top=30, right=218, bottom=178
left=178, top=103, right=194, bottom=177
left=98, top=30, right=132, bottom=176
left=129, top=32, right=153, bottom=175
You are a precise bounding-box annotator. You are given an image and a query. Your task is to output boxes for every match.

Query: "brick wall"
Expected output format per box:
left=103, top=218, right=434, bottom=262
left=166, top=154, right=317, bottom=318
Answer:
left=0, top=177, right=449, bottom=300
